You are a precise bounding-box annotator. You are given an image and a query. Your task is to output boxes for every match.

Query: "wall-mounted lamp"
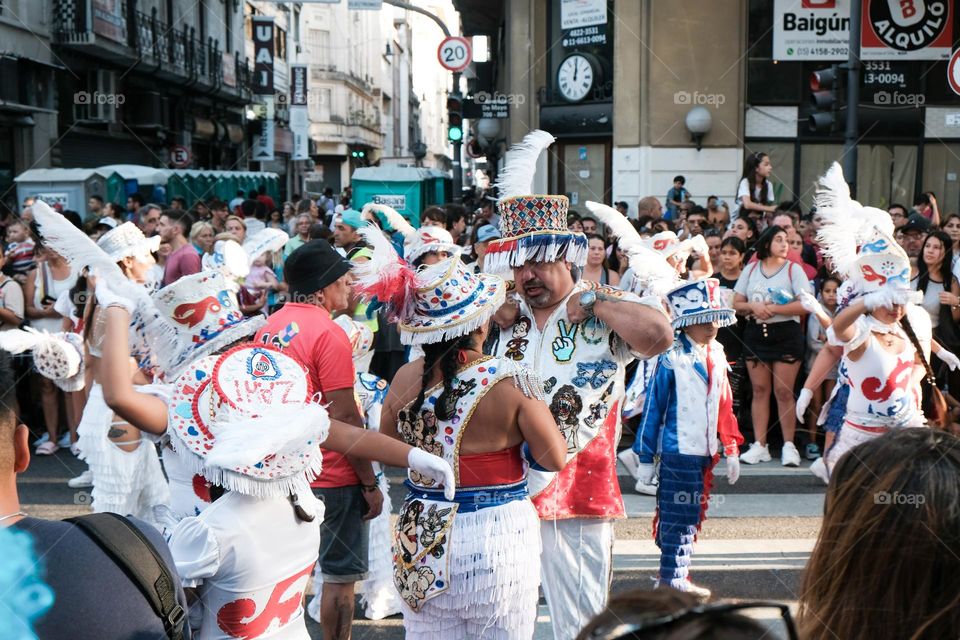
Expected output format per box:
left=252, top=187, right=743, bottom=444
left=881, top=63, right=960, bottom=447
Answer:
left=685, top=106, right=712, bottom=151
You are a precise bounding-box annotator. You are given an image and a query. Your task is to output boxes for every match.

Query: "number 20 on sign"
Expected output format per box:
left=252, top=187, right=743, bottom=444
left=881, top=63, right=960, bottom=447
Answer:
left=438, top=36, right=472, bottom=72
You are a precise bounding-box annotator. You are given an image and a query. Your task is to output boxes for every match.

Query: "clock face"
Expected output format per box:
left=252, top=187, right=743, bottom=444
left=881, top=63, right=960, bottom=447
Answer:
left=557, top=54, right=594, bottom=102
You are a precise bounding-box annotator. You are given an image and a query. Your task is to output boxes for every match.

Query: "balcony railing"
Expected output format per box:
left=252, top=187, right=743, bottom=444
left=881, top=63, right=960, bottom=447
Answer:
left=52, top=0, right=248, bottom=97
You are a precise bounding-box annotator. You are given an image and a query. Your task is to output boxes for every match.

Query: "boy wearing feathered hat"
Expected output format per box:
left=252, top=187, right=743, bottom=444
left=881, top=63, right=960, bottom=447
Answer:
left=486, top=130, right=674, bottom=639
left=635, top=278, right=744, bottom=599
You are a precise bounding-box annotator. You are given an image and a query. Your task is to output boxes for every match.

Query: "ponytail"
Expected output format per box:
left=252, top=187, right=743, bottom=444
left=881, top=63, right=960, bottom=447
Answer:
left=410, top=334, right=474, bottom=420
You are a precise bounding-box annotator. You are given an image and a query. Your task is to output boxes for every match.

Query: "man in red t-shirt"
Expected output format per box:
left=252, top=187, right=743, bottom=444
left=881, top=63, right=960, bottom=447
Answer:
left=256, top=239, right=381, bottom=640
left=255, top=184, right=276, bottom=213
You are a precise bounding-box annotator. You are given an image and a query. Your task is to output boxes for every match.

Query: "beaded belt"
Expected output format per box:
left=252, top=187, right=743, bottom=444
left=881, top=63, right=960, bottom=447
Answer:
left=404, top=479, right=529, bottom=513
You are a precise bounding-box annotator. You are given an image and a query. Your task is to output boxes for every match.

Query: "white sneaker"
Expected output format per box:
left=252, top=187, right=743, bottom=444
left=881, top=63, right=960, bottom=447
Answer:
left=634, top=477, right=658, bottom=496
left=739, top=442, right=771, bottom=464
left=809, top=457, right=829, bottom=485
left=67, top=470, right=93, bottom=489
left=618, top=448, right=640, bottom=478
left=781, top=442, right=801, bottom=467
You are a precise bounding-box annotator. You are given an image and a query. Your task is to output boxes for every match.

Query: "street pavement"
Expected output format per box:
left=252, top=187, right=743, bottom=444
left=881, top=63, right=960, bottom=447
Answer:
left=19, top=448, right=824, bottom=639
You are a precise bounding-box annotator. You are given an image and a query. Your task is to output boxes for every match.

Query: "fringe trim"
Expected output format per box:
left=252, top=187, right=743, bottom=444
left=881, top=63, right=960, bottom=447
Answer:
left=166, top=434, right=322, bottom=499
left=696, top=454, right=719, bottom=542
left=495, top=360, right=545, bottom=401
left=672, top=311, right=736, bottom=330
left=398, top=499, right=541, bottom=617
left=483, top=233, right=588, bottom=275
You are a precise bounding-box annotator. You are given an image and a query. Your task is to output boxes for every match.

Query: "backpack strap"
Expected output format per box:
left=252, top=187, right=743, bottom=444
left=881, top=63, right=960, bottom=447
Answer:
left=65, top=513, right=185, bottom=640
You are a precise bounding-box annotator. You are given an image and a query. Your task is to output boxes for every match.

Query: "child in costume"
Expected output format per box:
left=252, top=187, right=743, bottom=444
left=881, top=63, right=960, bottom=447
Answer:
left=635, top=278, right=743, bottom=598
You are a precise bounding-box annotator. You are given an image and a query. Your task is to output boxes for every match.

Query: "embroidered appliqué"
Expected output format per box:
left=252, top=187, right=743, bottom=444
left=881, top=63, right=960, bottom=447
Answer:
left=553, top=319, right=578, bottom=362
left=550, top=384, right=584, bottom=453
left=216, top=563, right=312, bottom=638
left=246, top=348, right=281, bottom=380
left=398, top=409, right=444, bottom=486
left=571, top=359, right=618, bottom=389
left=393, top=499, right=457, bottom=612
left=505, top=316, right=532, bottom=360
left=259, top=322, right=301, bottom=351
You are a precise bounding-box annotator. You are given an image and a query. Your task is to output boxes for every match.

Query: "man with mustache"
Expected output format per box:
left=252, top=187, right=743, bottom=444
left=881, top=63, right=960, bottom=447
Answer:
left=485, top=130, right=673, bottom=640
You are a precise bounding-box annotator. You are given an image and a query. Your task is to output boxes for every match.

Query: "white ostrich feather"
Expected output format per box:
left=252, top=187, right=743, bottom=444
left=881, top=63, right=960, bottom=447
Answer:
left=205, top=402, right=329, bottom=470
left=495, top=130, right=556, bottom=200
left=0, top=327, right=44, bottom=354
left=585, top=201, right=642, bottom=251
left=30, top=200, right=148, bottom=303
left=814, top=162, right=895, bottom=279
left=364, top=203, right=415, bottom=239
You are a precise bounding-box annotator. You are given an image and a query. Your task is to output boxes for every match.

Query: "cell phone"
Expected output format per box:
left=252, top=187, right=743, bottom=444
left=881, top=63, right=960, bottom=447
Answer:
left=41, top=295, right=56, bottom=306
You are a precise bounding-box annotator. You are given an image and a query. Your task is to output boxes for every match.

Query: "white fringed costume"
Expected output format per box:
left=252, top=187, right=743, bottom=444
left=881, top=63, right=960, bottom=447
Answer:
left=394, top=358, right=543, bottom=640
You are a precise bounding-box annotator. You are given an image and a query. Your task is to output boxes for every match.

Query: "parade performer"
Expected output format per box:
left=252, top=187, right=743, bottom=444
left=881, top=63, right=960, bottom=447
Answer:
left=484, top=131, right=674, bottom=640
left=351, top=221, right=567, bottom=640
left=90, top=275, right=456, bottom=640
left=635, top=278, right=743, bottom=598
left=306, top=315, right=402, bottom=622
left=814, top=163, right=934, bottom=474
left=27, top=209, right=171, bottom=524
left=584, top=202, right=699, bottom=497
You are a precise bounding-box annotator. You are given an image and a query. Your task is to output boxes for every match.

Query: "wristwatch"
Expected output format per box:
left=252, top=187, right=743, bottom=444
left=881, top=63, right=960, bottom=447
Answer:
left=579, top=290, right=598, bottom=316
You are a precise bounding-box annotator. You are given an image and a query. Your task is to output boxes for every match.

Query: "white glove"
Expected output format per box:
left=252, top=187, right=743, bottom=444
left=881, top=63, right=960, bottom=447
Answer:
left=95, top=277, right=137, bottom=315
left=796, top=388, right=813, bottom=421
left=408, top=448, right=455, bottom=500
left=798, top=291, right=824, bottom=316
left=937, top=348, right=960, bottom=371
left=863, top=287, right=913, bottom=311
left=637, top=462, right=656, bottom=485
left=726, top=455, right=740, bottom=485
left=689, top=235, right=709, bottom=256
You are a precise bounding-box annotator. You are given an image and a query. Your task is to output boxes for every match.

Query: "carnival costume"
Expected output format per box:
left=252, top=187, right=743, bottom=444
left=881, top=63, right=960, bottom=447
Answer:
left=635, top=278, right=743, bottom=597
left=353, top=222, right=547, bottom=640
left=814, top=163, right=928, bottom=476
left=483, top=133, right=665, bottom=640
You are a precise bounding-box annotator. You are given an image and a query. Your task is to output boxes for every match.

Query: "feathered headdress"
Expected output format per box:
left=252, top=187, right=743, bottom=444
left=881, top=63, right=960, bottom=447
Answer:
left=351, top=224, right=418, bottom=323
left=585, top=201, right=678, bottom=296
left=815, top=162, right=910, bottom=295
left=484, top=129, right=586, bottom=274
left=30, top=199, right=149, bottom=305
left=0, top=328, right=85, bottom=392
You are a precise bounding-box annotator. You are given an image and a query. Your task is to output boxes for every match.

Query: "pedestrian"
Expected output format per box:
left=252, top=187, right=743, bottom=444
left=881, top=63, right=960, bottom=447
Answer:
left=419, top=206, right=446, bottom=228
left=159, top=210, right=200, bottom=287
left=484, top=130, right=673, bottom=640
left=189, top=220, right=215, bottom=256
left=581, top=234, right=620, bottom=286
left=635, top=278, right=743, bottom=598
left=332, top=209, right=367, bottom=257
left=732, top=152, right=776, bottom=221
left=798, top=278, right=840, bottom=461
left=352, top=228, right=566, bottom=639
left=665, top=175, right=690, bottom=221
left=256, top=239, right=387, bottom=640
left=24, top=240, right=76, bottom=455
left=733, top=225, right=812, bottom=467
left=285, top=213, right=312, bottom=257
left=224, top=215, right=247, bottom=244
left=4, top=221, right=36, bottom=283
left=208, top=199, right=230, bottom=234
left=86, top=195, right=103, bottom=223
left=136, top=204, right=161, bottom=237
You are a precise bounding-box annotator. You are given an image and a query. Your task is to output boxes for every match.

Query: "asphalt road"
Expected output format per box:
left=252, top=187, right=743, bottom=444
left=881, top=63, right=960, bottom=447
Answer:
left=19, top=447, right=824, bottom=639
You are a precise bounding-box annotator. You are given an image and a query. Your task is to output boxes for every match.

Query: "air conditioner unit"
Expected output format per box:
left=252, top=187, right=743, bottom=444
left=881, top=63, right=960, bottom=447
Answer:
left=73, top=70, right=119, bottom=123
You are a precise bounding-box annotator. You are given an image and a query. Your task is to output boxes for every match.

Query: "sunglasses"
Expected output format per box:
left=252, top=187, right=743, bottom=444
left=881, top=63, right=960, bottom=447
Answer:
left=588, top=601, right=798, bottom=640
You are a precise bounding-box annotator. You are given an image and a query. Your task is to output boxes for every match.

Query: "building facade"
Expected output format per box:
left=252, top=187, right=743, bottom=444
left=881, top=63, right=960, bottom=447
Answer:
left=455, top=0, right=960, bottom=217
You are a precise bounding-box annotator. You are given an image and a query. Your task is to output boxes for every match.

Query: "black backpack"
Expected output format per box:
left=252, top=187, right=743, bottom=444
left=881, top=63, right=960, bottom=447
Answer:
left=65, top=513, right=186, bottom=640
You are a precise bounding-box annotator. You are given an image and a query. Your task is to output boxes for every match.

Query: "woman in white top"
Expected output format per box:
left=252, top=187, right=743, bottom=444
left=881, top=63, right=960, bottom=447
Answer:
left=733, top=152, right=776, bottom=221
left=733, top=226, right=813, bottom=467
left=23, top=243, right=76, bottom=455
left=910, top=231, right=960, bottom=331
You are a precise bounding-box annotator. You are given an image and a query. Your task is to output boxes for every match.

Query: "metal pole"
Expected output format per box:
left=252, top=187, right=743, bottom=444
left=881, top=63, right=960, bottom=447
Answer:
left=843, top=0, right=861, bottom=197
left=382, top=0, right=462, bottom=202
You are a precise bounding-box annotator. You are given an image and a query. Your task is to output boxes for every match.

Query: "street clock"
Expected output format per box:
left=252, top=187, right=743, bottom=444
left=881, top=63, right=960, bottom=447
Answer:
left=557, top=53, right=596, bottom=102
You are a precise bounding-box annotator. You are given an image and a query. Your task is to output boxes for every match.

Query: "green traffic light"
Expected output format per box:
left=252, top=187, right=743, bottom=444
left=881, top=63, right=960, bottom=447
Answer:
left=448, top=126, right=463, bottom=142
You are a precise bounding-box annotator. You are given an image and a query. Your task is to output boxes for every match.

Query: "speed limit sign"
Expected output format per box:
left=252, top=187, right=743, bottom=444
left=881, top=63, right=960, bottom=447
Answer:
left=437, top=36, right=471, bottom=72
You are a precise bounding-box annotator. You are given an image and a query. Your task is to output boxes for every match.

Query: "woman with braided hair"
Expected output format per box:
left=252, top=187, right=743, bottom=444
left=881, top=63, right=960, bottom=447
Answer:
left=353, top=220, right=566, bottom=639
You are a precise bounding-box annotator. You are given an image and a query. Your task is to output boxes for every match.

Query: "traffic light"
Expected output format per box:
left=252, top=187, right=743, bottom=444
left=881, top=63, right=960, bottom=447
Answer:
left=808, top=65, right=841, bottom=133
left=447, top=93, right=463, bottom=143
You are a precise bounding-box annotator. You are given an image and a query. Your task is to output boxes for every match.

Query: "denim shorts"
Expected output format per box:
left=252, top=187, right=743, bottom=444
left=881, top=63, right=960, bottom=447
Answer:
left=314, top=485, right=370, bottom=583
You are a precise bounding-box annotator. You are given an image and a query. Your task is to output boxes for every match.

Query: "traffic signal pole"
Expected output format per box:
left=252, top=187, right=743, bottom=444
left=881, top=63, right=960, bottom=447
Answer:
left=383, top=0, right=463, bottom=202
left=843, top=0, right=861, bottom=197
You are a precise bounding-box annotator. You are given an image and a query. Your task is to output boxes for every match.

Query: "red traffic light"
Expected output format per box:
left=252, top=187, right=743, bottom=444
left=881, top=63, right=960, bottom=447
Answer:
left=446, top=93, right=463, bottom=111
left=809, top=67, right=837, bottom=92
